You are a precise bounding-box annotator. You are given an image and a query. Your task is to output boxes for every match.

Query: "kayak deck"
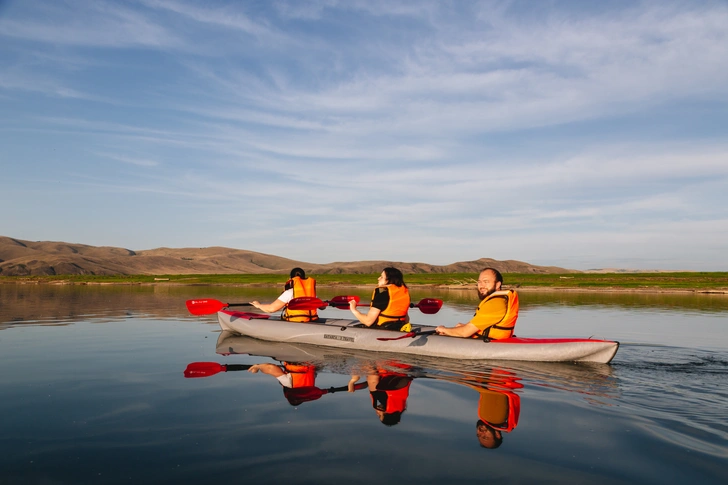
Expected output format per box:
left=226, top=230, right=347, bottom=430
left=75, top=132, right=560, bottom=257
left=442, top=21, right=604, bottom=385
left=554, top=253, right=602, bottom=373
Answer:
left=217, top=310, right=620, bottom=364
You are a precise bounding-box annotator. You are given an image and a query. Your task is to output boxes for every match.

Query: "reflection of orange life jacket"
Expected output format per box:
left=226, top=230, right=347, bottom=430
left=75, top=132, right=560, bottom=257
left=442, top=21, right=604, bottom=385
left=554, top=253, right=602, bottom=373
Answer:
left=370, top=373, right=411, bottom=413
left=463, top=368, right=521, bottom=432
left=282, top=276, right=318, bottom=322
left=283, top=363, right=316, bottom=388
left=477, top=389, right=520, bottom=433
left=476, top=290, right=519, bottom=340
left=373, top=285, right=410, bottom=326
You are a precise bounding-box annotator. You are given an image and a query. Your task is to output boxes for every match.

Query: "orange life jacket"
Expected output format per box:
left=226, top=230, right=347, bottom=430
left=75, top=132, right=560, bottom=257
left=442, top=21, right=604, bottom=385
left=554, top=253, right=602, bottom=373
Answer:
left=283, top=363, right=316, bottom=388
left=370, top=373, right=411, bottom=413
left=373, top=284, right=410, bottom=327
left=476, top=290, right=519, bottom=340
left=282, top=276, right=318, bottom=322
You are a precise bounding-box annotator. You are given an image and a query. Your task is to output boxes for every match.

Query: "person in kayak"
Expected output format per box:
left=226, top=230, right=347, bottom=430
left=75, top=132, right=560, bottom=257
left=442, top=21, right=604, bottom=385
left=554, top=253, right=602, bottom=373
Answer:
left=348, top=267, right=411, bottom=331
left=251, top=267, right=319, bottom=322
left=435, top=268, right=519, bottom=339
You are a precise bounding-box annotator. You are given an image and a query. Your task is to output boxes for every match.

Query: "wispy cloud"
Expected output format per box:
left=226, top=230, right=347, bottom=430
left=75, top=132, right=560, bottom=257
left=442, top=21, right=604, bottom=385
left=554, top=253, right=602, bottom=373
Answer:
left=91, top=152, right=160, bottom=168
left=0, top=0, right=180, bottom=48
left=1, top=1, right=727, bottom=269
left=141, top=0, right=275, bottom=38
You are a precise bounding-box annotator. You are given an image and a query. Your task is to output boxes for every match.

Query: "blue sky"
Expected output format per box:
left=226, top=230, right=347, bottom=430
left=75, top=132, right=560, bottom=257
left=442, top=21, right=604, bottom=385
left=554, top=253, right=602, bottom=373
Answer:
left=1, top=0, right=727, bottom=270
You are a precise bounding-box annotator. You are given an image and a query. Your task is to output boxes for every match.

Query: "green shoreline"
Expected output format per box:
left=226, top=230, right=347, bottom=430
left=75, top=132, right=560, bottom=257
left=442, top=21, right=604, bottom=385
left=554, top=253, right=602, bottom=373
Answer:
left=3, top=272, right=728, bottom=293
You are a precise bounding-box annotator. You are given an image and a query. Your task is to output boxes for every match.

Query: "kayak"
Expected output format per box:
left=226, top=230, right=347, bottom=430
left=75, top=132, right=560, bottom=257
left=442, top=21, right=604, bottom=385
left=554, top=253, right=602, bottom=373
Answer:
left=215, top=330, right=617, bottom=375
left=216, top=310, right=620, bottom=364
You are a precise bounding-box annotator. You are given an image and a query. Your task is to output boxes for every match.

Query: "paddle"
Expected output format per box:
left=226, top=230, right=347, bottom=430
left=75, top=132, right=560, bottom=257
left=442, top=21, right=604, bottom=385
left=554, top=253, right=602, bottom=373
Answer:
left=188, top=296, right=442, bottom=316
left=377, top=329, right=438, bottom=341
left=329, top=296, right=443, bottom=314
left=283, top=381, right=368, bottom=403
left=183, top=362, right=253, bottom=378
left=186, top=298, right=253, bottom=316
left=409, top=298, right=443, bottom=315
left=284, top=295, right=358, bottom=310
left=287, top=296, right=443, bottom=314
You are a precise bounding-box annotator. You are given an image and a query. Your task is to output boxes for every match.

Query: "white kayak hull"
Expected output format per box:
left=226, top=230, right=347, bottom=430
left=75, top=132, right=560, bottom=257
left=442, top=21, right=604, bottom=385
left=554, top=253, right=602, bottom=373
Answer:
left=217, top=311, right=620, bottom=364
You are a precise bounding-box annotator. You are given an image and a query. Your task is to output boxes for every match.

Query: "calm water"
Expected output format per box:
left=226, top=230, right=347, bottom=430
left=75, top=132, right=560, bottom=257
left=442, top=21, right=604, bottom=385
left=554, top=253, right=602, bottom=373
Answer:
left=1, top=284, right=726, bottom=485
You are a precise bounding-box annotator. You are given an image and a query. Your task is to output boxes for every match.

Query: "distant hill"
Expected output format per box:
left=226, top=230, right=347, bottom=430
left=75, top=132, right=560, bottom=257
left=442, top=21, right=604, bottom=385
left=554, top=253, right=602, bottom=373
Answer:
left=0, top=236, right=577, bottom=276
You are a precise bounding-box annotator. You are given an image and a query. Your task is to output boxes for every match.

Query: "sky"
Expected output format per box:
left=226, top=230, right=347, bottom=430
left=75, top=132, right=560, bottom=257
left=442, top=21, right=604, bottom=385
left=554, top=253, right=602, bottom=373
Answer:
left=1, top=0, right=727, bottom=271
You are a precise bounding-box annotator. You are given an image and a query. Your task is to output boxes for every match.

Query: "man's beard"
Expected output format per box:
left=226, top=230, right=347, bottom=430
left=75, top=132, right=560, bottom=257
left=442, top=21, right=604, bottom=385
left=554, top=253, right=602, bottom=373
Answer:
left=478, top=287, right=496, bottom=300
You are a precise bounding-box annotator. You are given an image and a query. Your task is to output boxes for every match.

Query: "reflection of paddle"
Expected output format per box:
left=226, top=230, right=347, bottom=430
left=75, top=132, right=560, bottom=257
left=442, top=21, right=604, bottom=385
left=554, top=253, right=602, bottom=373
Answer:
left=288, top=296, right=443, bottom=314
left=284, top=382, right=367, bottom=403
left=377, top=329, right=438, bottom=341
left=186, top=299, right=253, bottom=316
left=183, top=362, right=253, bottom=378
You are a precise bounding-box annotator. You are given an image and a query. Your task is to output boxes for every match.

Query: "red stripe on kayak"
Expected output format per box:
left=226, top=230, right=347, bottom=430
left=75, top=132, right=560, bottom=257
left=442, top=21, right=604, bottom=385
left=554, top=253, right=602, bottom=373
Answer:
left=495, top=337, right=617, bottom=344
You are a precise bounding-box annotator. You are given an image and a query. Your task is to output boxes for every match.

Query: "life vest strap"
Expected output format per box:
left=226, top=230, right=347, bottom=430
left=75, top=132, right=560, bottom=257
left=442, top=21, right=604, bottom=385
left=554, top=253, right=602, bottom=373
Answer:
left=379, top=313, right=407, bottom=322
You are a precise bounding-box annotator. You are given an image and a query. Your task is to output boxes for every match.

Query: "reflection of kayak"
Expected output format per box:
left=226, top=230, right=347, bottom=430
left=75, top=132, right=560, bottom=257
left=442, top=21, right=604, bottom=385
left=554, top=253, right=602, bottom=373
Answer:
left=217, top=311, right=620, bottom=364
left=216, top=332, right=619, bottom=401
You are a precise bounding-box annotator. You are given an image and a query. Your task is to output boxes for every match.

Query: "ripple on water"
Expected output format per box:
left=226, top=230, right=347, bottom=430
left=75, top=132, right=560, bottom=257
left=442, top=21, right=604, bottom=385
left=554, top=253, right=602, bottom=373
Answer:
left=611, top=344, right=728, bottom=456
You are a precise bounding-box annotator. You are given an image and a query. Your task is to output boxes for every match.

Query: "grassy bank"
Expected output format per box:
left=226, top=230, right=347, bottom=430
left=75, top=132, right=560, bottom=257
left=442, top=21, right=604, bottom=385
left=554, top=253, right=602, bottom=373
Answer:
left=2, top=272, right=728, bottom=291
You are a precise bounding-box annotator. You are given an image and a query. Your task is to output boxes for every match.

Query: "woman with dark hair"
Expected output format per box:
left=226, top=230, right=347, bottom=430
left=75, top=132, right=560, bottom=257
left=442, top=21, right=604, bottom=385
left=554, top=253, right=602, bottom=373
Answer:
left=251, top=267, right=319, bottom=322
left=348, top=267, right=411, bottom=331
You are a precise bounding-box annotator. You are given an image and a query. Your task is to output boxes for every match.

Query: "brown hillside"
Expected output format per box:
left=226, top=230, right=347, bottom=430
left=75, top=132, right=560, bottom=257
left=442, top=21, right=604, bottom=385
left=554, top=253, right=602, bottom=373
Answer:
left=0, top=236, right=577, bottom=276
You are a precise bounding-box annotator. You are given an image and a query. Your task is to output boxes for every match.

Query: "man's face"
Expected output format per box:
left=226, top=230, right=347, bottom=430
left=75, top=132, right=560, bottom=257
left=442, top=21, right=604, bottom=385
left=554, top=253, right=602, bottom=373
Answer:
left=477, top=270, right=501, bottom=299
left=476, top=422, right=502, bottom=449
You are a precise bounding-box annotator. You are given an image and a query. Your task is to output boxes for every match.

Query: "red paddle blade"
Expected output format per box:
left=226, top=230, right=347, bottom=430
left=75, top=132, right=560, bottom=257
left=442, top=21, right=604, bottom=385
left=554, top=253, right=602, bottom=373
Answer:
left=329, top=295, right=360, bottom=308
left=415, top=298, right=443, bottom=314
left=184, top=362, right=225, bottom=378
left=186, top=299, right=226, bottom=315
left=287, top=296, right=326, bottom=311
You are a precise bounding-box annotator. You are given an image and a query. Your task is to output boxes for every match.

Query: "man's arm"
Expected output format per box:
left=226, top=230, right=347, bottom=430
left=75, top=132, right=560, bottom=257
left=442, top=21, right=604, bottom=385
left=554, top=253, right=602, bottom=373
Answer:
left=435, top=322, right=479, bottom=338
left=436, top=297, right=508, bottom=338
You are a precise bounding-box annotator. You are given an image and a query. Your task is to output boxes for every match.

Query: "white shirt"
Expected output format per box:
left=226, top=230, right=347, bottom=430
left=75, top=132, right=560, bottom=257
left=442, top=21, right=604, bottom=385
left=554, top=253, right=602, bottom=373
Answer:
left=277, top=288, right=294, bottom=304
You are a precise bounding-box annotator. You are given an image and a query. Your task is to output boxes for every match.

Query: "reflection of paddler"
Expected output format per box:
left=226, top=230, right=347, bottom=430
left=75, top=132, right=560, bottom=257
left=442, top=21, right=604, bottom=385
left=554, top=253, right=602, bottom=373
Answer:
left=465, top=370, right=522, bottom=449
left=249, top=362, right=366, bottom=406
left=248, top=362, right=317, bottom=405
left=367, top=371, right=413, bottom=426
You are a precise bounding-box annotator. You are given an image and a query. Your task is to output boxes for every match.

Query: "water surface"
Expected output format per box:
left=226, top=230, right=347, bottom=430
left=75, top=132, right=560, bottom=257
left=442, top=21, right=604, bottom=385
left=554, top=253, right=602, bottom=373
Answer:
left=0, top=284, right=726, bottom=484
